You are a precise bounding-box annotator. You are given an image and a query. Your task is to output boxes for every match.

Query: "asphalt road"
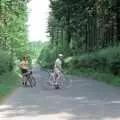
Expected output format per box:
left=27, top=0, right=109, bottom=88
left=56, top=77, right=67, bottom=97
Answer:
left=0, top=67, right=120, bottom=120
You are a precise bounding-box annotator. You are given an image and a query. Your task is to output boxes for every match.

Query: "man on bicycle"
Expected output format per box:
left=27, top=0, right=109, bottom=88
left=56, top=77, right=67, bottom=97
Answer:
left=54, top=54, right=63, bottom=83
left=19, top=56, right=29, bottom=86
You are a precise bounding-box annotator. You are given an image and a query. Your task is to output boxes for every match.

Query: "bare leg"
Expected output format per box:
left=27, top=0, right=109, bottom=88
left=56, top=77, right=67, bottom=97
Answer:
left=55, top=72, right=61, bottom=85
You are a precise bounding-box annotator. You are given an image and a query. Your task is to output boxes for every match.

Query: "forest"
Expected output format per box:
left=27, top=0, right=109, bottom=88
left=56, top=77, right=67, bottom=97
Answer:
left=0, top=0, right=28, bottom=98
left=38, top=0, right=120, bottom=85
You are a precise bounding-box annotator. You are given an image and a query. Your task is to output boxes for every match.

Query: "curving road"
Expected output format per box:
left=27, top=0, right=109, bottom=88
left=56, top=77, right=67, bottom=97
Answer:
left=0, top=67, right=120, bottom=120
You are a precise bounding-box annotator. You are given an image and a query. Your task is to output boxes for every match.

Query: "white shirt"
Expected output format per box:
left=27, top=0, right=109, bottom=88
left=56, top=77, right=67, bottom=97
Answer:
left=20, top=60, right=29, bottom=70
left=54, top=58, right=62, bottom=71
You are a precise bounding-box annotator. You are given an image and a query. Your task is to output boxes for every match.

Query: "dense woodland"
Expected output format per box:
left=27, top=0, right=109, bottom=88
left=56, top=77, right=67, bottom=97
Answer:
left=47, top=0, right=120, bottom=53
left=38, top=0, right=120, bottom=78
left=0, top=0, right=28, bottom=74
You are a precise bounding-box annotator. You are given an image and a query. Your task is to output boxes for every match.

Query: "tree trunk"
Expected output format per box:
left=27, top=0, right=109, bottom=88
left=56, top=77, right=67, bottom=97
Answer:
left=116, top=0, right=120, bottom=43
left=65, top=6, right=71, bottom=48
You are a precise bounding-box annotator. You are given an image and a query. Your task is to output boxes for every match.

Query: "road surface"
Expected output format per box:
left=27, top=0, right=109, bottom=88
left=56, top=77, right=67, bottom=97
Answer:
left=0, top=67, right=120, bottom=120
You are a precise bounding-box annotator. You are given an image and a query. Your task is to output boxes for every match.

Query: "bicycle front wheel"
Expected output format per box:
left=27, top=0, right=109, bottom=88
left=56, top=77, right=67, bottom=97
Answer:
left=44, top=74, right=54, bottom=89
left=60, top=75, right=72, bottom=89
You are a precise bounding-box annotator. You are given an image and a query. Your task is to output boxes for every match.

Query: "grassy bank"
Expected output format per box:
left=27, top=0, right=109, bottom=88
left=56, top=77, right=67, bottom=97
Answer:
left=66, top=68, right=120, bottom=87
left=0, top=71, right=20, bottom=103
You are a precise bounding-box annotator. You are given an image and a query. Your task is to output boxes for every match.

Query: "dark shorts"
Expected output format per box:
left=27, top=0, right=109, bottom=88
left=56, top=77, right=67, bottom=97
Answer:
left=21, top=68, right=28, bottom=74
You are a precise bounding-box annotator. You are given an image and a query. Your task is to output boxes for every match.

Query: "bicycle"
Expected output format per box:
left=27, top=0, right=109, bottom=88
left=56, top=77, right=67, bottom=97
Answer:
left=22, top=70, right=36, bottom=88
left=44, top=69, right=72, bottom=89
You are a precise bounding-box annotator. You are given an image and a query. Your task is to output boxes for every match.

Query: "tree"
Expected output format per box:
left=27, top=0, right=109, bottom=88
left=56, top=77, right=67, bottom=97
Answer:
left=0, top=0, right=28, bottom=58
left=47, top=0, right=119, bottom=55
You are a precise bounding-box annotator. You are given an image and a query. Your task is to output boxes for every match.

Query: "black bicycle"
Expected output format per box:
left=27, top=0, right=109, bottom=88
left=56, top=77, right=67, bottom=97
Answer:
left=22, top=71, right=36, bottom=88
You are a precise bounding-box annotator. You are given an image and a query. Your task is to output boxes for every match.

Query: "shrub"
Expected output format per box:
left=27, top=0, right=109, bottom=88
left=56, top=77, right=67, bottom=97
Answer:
left=64, top=46, right=120, bottom=76
left=0, top=49, right=14, bottom=75
left=37, top=44, right=58, bottom=68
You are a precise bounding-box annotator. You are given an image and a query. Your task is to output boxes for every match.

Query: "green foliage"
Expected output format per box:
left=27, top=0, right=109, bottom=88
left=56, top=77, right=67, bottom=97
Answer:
left=65, top=46, right=120, bottom=76
left=37, top=0, right=120, bottom=86
left=38, top=44, right=58, bottom=68
left=0, top=71, right=19, bottom=101
left=48, top=0, right=119, bottom=54
left=0, top=0, right=28, bottom=101
left=37, top=41, right=71, bottom=68
left=0, top=49, right=14, bottom=75
left=29, top=41, right=42, bottom=59
left=0, top=0, right=28, bottom=59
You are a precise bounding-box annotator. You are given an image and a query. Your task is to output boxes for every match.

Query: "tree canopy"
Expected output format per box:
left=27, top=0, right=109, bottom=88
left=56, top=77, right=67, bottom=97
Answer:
left=48, top=0, right=120, bottom=54
left=0, top=0, right=28, bottom=58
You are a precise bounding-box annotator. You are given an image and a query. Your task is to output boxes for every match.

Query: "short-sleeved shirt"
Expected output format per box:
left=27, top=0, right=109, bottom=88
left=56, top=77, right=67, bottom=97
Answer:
left=20, top=60, right=29, bottom=70
left=54, top=58, right=62, bottom=72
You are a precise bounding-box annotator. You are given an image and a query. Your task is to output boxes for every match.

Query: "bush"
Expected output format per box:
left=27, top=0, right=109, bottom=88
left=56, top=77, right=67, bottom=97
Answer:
left=0, top=71, right=19, bottom=101
left=65, top=46, right=120, bottom=76
left=37, top=42, right=74, bottom=69
left=0, top=49, right=14, bottom=75
left=37, top=44, right=58, bottom=68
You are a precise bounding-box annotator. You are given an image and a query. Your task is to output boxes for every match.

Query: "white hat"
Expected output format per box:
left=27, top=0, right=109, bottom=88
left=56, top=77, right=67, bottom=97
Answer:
left=58, top=54, right=63, bottom=57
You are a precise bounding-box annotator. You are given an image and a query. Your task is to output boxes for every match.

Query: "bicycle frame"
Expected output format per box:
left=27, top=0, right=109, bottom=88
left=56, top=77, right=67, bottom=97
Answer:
left=48, top=70, right=63, bottom=87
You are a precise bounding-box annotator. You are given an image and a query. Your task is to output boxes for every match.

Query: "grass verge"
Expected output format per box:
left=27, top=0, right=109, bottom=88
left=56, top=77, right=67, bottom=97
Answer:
left=65, top=68, right=120, bottom=87
left=0, top=71, right=20, bottom=103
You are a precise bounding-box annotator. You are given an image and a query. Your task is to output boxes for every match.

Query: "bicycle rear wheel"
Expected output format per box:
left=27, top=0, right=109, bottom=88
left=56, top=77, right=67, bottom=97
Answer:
left=29, top=76, right=36, bottom=87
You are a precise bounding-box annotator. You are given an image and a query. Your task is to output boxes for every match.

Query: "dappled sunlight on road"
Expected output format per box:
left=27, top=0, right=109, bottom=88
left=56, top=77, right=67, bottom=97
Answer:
left=0, top=105, right=74, bottom=120
left=1, top=98, right=120, bottom=120
left=1, top=68, right=120, bottom=120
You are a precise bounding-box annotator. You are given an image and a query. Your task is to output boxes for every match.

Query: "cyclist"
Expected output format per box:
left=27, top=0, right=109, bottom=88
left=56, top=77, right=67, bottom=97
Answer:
left=19, top=56, right=29, bottom=86
left=54, top=54, right=63, bottom=84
